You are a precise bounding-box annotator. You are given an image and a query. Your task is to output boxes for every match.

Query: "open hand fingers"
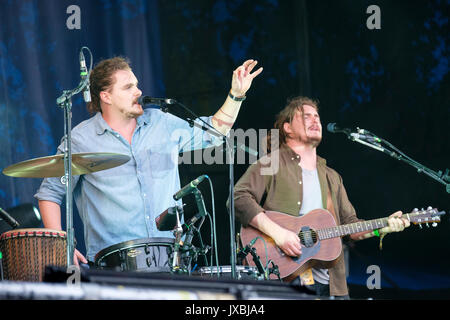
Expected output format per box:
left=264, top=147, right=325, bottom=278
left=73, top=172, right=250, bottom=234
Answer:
left=235, top=60, right=263, bottom=78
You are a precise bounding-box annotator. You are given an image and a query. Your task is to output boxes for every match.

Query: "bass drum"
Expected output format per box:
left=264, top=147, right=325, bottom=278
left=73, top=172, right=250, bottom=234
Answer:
left=94, top=237, right=175, bottom=273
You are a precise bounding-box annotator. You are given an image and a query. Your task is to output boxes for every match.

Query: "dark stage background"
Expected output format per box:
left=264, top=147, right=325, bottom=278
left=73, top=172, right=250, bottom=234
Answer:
left=0, top=0, right=449, bottom=298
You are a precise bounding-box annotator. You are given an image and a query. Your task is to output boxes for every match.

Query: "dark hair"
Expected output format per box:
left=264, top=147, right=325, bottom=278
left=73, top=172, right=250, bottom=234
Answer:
left=267, top=96, right=320, bottom=151
left=86, top=57, right=132, bottom=114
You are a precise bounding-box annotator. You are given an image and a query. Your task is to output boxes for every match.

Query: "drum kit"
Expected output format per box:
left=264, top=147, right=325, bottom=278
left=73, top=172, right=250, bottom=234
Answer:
left=0, top=152, right=265, bottom=282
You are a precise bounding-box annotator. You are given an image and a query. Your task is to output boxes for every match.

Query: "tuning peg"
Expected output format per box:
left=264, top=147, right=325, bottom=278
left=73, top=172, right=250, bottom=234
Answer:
left=427, top=206, right=433, bottom=210
left=426, top=223, right=430, bottom=228
left=419, top=224, right=423, bottom=229
left=432, top=222, right=438, bottom=227
left=413, top=208, right=419, bottom=212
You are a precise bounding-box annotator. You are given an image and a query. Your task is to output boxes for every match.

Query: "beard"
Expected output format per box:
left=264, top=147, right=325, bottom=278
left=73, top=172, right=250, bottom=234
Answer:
left=123, top=103, right=144, bottom=119
left=308, top=136, right=322, bottom=148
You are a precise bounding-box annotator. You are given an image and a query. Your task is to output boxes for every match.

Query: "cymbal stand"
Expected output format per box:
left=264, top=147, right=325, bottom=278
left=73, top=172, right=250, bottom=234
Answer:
left=55, top=47, right=92, bottom=266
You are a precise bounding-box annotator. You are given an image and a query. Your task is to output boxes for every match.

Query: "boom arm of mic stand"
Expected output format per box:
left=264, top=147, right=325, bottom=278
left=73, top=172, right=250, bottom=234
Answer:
left=348, top=135, right=450, bottom=193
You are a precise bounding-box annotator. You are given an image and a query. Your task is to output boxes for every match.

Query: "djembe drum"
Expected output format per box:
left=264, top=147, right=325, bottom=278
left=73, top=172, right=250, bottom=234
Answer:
left=0, top=228, right=67, bottom=281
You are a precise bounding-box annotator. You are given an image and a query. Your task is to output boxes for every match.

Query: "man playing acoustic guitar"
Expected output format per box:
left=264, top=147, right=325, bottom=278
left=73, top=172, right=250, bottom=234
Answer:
left=233, top=96, right=410, bottom=299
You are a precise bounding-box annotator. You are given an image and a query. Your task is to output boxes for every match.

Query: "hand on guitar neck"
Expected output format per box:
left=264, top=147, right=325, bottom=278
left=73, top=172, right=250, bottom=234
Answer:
left=354, top=210, right=410, bottom=240
left=249, top=212, right=302, bottom=257
left=382, top=211, right=410, bottom=233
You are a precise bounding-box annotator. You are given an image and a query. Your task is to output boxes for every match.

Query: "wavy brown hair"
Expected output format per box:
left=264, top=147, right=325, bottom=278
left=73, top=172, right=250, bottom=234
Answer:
left=267, top=96, right=319, bottom=152
left=86, top=57, right=132, bottom=114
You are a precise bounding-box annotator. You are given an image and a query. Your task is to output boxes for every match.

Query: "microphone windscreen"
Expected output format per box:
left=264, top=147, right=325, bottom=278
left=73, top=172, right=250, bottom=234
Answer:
left=327, top=123, right=337, bottom=133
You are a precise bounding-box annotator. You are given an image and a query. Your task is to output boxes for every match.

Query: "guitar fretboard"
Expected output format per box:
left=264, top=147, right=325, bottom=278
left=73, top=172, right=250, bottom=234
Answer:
left=317, top=218, right=388, bottom=240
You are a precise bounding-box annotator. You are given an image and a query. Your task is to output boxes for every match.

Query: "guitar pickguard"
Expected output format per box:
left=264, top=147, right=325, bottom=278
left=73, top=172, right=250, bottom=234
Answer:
left=291, top=241, right=321, bottom=264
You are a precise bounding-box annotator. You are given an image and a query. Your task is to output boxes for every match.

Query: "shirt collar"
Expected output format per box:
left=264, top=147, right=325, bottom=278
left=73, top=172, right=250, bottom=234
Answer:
left=94, top=112, right=110, bottom=135
left=136, top=110, right=151, bottom=127
left=279, top=143, right=327, bottom=166
left=94, top=111, right=150, bottom=135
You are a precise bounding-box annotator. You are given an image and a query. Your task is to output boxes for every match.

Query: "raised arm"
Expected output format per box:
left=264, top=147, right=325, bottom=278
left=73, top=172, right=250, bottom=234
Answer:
left=212, top=59, right=263, bottom=135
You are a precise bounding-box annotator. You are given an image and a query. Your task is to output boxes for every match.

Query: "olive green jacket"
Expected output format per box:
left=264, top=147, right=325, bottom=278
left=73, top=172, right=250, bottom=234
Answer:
left=233, top=144, right=361, bottom=296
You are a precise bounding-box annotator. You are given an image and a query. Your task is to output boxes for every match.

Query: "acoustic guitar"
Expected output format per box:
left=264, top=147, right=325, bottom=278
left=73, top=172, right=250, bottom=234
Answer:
left=240, top=207, right=445, bottom=281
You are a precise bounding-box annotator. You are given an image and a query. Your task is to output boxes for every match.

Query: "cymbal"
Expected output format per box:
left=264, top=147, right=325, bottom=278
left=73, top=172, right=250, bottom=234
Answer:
left=2, top=153, right=131, bottom=178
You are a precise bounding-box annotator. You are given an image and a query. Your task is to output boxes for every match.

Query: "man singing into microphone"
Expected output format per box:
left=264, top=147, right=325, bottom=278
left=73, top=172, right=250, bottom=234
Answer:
left=34, top=56, right=262, bottom=266
left=232, top=96, right=410, bottom=299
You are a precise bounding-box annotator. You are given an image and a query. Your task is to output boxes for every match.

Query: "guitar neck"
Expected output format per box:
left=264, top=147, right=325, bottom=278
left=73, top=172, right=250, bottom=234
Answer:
left=318, top=212, right=412, bottom=240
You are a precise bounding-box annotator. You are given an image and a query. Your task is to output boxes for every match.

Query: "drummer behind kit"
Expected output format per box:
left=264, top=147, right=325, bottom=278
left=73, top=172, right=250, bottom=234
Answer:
left=0, top=152, right=131, bottom=282
left=1, top=153, right=266, bottom=282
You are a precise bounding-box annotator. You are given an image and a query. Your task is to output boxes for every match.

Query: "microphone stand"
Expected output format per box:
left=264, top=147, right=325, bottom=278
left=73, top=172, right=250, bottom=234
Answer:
left=347, top=128, right=450, bottom=194
left=0, top=207, right=20, bottom=229
left=171, top=206, right=184, bottom=273
left=148, top=101, right=257, bottom=280
left=55, top=48, right=91, bottom=266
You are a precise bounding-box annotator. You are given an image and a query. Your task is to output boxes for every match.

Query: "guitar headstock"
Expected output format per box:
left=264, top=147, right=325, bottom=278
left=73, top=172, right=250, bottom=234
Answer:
left=407, top=207, right=446, bottom=228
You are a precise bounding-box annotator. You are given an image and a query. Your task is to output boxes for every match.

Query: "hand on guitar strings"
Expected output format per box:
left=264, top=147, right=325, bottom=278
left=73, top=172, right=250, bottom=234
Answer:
left=273, top=228, right=302, bottom=257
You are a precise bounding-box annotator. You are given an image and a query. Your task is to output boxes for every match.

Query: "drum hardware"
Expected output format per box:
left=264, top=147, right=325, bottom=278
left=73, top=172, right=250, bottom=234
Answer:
left=198, top=265, right=261, bottom=281
left=167, top=184, right=211, bottom=275
left=57, top=46, right=91, bottom=267
left=171, top=205, right=185, bottom=274
left=175, top=224, right=211, bottom=276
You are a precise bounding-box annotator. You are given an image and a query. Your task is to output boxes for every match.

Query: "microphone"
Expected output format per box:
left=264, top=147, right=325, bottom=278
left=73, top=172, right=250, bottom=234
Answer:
left=173, top=175, right=208, bottom=201
left=79, top=50, right=91, bottom=103
left=326, top=123, right=351, bottom=135
left=138, top=95, right=176, bottom=107
left=327, top=123, right=380, bottom=143
left=237, top=237, right=258, bottom=261
left=0, top=207, right=20, bottom=229
left=155, top=205, right=184, bottom=231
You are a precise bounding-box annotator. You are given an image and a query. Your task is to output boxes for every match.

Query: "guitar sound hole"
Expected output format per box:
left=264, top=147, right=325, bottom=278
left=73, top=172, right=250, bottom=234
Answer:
left=299, top=229, right=317, bottom=248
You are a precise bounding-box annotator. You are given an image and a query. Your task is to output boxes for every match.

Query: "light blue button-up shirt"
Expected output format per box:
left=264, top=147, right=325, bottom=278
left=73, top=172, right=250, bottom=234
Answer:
left=34, top=109, right=222, bottom=261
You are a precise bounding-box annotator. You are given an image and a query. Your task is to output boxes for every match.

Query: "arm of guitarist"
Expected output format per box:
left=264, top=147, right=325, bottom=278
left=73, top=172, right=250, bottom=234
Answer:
left=249, top=212, right=302, bottom=257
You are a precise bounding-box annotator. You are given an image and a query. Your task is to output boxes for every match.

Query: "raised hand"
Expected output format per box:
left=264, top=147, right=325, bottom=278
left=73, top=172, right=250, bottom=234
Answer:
left=230, top=59, right=263, bottom=97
